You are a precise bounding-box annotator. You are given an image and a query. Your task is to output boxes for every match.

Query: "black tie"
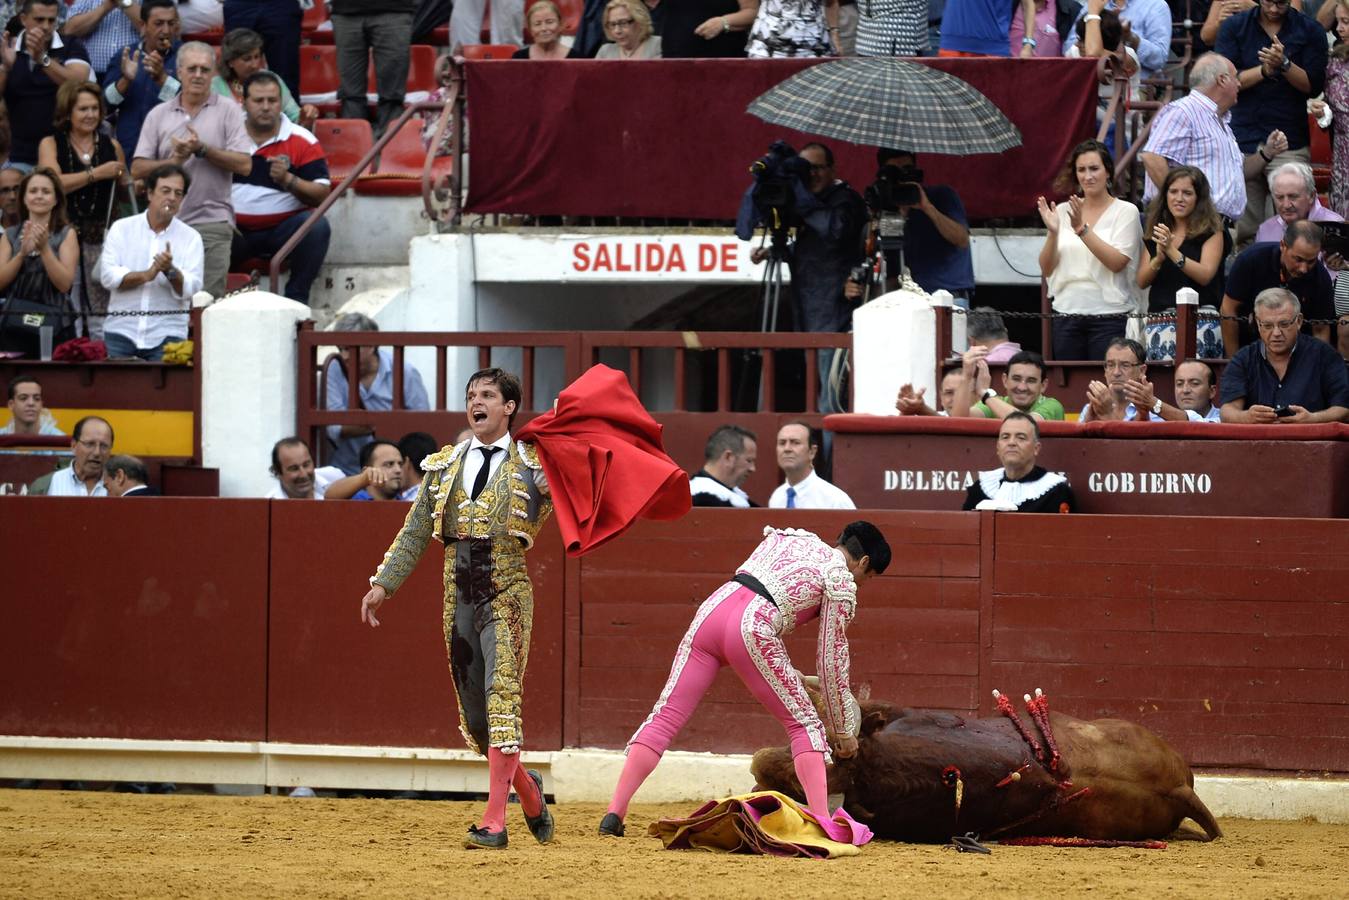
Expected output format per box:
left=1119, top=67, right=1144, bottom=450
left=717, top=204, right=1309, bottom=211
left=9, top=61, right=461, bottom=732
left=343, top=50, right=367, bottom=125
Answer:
left=470, top=446, right=498, bottom=500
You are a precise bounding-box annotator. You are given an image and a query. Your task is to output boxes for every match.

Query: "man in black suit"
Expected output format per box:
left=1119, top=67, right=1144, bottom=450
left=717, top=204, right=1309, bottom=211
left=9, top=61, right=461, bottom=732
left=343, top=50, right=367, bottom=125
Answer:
left=102, top=454, right=160, bottom=496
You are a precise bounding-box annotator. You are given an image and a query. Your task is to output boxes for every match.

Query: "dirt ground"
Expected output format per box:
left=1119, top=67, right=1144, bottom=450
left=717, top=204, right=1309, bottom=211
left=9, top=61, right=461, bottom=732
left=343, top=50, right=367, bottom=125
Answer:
left=1, top=788, right=1346, bottom=900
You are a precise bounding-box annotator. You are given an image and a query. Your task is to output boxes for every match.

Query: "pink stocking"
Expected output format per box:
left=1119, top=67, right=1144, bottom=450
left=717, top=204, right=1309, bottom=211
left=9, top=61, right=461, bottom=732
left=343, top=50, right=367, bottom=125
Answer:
left=793, top=750, right=831, bottom=822
left=606, top=741, right=662, bottom=820
left=511, top=766, right=543, bottom=818
left=480, top=748, right=519, bottom=833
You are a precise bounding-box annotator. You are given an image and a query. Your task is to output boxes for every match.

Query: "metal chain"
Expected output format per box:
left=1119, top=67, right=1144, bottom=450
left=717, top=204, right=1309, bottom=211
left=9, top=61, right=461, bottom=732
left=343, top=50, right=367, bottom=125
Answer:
left=949, top=307, right=1343, bottom=326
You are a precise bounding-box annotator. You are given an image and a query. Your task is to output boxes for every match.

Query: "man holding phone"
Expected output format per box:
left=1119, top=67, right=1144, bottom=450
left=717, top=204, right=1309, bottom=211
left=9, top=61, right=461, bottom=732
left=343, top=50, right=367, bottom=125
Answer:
left=1220, top=287, right=1349, bottom=423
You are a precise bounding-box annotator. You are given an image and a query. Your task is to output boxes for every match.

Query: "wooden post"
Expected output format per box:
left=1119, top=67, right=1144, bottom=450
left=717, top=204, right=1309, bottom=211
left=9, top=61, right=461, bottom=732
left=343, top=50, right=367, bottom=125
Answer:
left=1175, top=286, right=1198, bottom=361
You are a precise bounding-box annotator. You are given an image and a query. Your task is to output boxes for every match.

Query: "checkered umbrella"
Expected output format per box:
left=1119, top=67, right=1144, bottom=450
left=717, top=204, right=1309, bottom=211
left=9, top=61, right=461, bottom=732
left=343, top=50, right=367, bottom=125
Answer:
left=747, top=57, right=1021, bottom=154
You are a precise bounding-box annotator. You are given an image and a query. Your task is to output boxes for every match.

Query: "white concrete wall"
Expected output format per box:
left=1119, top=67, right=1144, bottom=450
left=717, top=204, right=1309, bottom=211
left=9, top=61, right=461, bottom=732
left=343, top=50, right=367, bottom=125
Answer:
left=201, top=292, right=311, bottom=498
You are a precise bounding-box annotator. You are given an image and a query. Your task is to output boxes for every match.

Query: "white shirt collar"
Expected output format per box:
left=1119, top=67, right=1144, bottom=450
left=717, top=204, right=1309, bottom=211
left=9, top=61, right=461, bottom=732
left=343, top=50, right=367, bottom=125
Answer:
left=784, top=469, right=820, bottom=492
left=13, top=29, right=64, bottom=53
left=468, top=432, right=511, bottom=453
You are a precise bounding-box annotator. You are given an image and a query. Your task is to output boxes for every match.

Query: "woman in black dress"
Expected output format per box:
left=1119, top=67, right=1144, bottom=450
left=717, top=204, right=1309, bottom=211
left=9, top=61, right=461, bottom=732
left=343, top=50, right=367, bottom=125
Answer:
left=37, top=81, right=125, bottom=341
left=1137, top=166, right=1230, bottom=360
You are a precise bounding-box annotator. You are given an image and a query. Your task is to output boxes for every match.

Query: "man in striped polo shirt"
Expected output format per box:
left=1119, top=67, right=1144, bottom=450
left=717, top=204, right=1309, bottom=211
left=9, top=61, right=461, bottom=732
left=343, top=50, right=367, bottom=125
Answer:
left=231, top=69, right=330, bottom=304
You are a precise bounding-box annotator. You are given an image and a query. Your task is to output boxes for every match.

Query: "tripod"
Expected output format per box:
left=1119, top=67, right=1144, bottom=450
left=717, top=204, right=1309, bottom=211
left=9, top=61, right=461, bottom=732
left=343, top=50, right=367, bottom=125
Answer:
left=757, top=226, right=790, bottom=332
left=858, top=210, right=906, bottom=303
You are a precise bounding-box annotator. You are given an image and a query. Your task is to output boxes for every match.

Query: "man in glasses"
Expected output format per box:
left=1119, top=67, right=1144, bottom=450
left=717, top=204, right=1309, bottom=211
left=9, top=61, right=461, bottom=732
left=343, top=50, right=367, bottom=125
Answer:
left=1215, top=0, right=1327, bottom=244
left=1220, top=287, right=1349, bottom=422
left=1221, top=218, right=1334, bottom=353
left=1079, top=337, right=1169, bottom=421
left=31, top=415, right=113, bottom=496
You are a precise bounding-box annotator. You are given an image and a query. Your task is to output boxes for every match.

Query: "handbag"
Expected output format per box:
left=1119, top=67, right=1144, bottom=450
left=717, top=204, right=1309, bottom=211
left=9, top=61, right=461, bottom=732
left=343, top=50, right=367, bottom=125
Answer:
left=0, top=296, right=77, bottom=356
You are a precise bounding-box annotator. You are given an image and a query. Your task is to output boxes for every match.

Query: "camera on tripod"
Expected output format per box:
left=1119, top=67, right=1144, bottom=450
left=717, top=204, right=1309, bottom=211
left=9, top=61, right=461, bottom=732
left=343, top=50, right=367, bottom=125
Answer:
left=747, top=140, right=811, bottom=234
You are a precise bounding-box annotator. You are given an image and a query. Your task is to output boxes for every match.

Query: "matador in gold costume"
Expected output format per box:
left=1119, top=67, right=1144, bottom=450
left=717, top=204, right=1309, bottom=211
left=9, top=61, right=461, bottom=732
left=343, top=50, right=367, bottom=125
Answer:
left=360, top=367, right=554, bottom=850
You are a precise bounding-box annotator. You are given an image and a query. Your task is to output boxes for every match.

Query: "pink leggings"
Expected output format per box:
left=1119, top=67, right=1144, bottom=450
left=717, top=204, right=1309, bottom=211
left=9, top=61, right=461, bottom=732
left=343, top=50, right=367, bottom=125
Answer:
left=629, top=583, right=828, bottom=759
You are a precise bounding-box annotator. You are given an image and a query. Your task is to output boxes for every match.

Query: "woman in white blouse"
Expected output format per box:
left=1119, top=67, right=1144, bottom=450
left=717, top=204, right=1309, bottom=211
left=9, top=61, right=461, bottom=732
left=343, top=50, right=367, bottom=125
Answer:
left=1037, top=139, right=1142, bottom=362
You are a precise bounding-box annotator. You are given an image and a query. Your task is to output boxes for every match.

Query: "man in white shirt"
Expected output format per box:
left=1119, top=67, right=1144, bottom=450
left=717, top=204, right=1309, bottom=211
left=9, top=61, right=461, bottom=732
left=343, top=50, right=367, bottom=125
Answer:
left=100, top=163, right=204, bottom=360
left=35, top=415, right=112, bottom=496
left=265, top=436, right=343, bottom=499
left=767, top=422, right=855, bottom=510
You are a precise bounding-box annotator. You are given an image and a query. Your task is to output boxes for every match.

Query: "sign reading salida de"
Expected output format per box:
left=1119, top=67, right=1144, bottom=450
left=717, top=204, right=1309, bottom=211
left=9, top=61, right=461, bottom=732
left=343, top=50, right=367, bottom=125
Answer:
left=565, top=236, right=764, bottom=281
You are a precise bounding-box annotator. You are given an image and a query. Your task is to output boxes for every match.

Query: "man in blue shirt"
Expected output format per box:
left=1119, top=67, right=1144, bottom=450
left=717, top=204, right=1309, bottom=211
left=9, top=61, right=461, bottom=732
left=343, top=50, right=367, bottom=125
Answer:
left=102, top=0, right=180, bottom=159
left=323, top=313, right=431, bottom=475
left=0, top=0, right=92, bottom=168
left=1220, top=287, right=1349, bottom=422
left=1221, top=219, right=1334, bottom=353
left=1215, top=0, right=1327, bottom=242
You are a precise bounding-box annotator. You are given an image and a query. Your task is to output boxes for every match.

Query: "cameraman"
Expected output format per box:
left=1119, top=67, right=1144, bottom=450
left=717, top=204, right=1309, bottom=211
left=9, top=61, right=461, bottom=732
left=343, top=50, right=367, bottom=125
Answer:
left=846, top=148, right=974, bottom=305
left=751, top=142, right=867, bottom=335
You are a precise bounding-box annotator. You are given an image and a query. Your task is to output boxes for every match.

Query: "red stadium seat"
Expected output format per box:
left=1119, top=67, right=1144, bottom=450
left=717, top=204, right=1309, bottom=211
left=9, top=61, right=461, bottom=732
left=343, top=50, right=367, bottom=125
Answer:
left=300, top=45, right=341, bottom=96
left=302, top=3, right=335, bottom=45
left=460, top=44, right=517, bottom=60
left=355, top=118, right=453, bottom=196
left=182, top=28, right=224, bottom=46
left=312, top=118, right=374, bottom=182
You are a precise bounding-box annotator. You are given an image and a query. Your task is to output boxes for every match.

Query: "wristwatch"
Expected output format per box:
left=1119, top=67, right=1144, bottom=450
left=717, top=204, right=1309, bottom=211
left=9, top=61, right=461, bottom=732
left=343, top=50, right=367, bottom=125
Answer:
left=982, top=388, right=999, bottom=402
left=1280, top=56, right=1292, bottom=74
left=1076, top=223, right=1090, bottom=237
left=1151, top=397, right=1163, bottom=416
left=39, top=53, right=51, bottom=68
left=193, top=144, right=207, bottom=159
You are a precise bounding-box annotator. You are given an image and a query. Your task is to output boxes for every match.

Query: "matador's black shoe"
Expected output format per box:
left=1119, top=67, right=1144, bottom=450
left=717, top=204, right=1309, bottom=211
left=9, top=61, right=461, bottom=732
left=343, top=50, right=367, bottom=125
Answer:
left=598, top=813, right=625, bottom=837
left=464, top=825, right=508, bottom=849
left=522, top=769, right=554, bottom=844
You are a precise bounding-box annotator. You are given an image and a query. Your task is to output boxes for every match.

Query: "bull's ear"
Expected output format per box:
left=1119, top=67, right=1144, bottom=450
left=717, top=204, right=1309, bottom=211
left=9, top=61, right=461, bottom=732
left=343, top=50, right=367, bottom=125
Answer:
left=861, top=709, right=888, bottom=737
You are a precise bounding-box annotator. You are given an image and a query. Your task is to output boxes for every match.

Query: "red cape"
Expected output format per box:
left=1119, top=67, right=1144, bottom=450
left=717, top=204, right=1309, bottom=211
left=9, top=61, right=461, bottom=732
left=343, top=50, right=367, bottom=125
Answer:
left=515, top=364, right=692, bottom=556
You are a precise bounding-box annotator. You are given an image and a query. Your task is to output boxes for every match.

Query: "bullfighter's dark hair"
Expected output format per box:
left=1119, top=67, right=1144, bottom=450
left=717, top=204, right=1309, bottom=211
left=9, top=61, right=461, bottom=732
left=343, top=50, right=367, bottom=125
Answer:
left=838, top=521, right=891, bottom=575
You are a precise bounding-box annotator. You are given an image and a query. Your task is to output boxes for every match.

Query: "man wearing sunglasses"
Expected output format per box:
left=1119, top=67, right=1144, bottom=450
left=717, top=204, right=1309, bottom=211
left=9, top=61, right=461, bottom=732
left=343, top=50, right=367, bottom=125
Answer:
left=1215, top=0, right=1328, bottom=244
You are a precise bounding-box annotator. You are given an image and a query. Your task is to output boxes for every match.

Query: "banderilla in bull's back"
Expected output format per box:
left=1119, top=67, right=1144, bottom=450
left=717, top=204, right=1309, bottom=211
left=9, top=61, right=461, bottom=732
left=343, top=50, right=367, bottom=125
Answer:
left=751, top=686, right=1222, bottom=844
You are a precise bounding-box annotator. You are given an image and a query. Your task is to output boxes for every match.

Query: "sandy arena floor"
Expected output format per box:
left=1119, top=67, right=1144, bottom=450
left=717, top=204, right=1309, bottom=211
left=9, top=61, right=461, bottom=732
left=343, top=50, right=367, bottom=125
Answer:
left=1, top=789, right=1346, bottom=899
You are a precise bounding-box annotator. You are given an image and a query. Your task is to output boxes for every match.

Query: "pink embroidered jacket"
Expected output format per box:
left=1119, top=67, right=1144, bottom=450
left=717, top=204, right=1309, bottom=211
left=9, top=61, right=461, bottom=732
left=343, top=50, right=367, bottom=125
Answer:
left=736, top=526, right=858, bottom=737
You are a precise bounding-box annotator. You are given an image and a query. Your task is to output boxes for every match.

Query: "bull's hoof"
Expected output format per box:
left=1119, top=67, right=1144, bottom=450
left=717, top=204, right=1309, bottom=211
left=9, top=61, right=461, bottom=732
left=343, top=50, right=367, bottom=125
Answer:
left=464, top=825, right=508, bottom=849
left=598, top=813, right=626, bottom=837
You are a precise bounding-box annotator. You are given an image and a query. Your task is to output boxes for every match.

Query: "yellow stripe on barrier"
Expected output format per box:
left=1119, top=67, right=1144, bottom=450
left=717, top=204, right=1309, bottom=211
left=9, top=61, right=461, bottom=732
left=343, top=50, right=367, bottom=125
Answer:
left=45, top=409, right=195, bottom=457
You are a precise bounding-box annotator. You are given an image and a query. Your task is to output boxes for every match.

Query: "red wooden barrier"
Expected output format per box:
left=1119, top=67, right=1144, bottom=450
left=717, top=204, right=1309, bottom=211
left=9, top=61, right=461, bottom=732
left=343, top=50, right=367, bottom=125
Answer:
left=0, top=497, right=269, bottom=741
left=266, top=503, right=566, bottom=750
left=4, top=498, right=1344, bottom=773
left=984, top=514, right=1349, bottom=772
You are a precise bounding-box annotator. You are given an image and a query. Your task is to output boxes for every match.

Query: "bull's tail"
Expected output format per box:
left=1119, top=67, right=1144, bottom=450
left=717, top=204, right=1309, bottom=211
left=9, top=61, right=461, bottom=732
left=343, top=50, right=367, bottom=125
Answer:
left=1172, top=785, right=1222, bottom=841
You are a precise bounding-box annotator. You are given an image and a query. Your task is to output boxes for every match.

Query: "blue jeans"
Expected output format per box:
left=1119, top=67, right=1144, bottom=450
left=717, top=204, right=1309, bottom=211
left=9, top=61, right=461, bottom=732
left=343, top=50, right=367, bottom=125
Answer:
left=235, top=212, right=331, bottom=304
left=1051, top=315, right=1127, bottom=362
left=224, top=0, right=303, bottom=99
left=104, top=332, right=181, bottom=361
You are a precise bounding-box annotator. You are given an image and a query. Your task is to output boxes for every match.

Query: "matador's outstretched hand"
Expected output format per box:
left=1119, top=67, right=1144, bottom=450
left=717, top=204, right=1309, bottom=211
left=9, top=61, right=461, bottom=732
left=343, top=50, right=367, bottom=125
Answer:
left=360, top=584, right=388, bottom=628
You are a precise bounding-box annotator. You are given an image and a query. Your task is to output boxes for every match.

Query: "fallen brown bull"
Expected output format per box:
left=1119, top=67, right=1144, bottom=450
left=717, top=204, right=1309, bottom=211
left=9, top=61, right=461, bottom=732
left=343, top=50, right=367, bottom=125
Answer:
left=751, top=689, right=1222, bottom=844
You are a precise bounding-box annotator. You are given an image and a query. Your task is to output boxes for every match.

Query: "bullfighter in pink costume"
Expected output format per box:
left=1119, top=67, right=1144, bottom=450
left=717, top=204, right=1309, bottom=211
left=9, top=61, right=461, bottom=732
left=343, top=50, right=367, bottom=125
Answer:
left=599, top=522, right=892, bottom=843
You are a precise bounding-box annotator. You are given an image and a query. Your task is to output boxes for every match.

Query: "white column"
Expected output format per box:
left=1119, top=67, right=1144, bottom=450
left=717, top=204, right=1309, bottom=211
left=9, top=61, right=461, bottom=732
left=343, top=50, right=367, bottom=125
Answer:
left=851, top=286, right=945, bottom=416
left=201, top=291, right=311, bottom=498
